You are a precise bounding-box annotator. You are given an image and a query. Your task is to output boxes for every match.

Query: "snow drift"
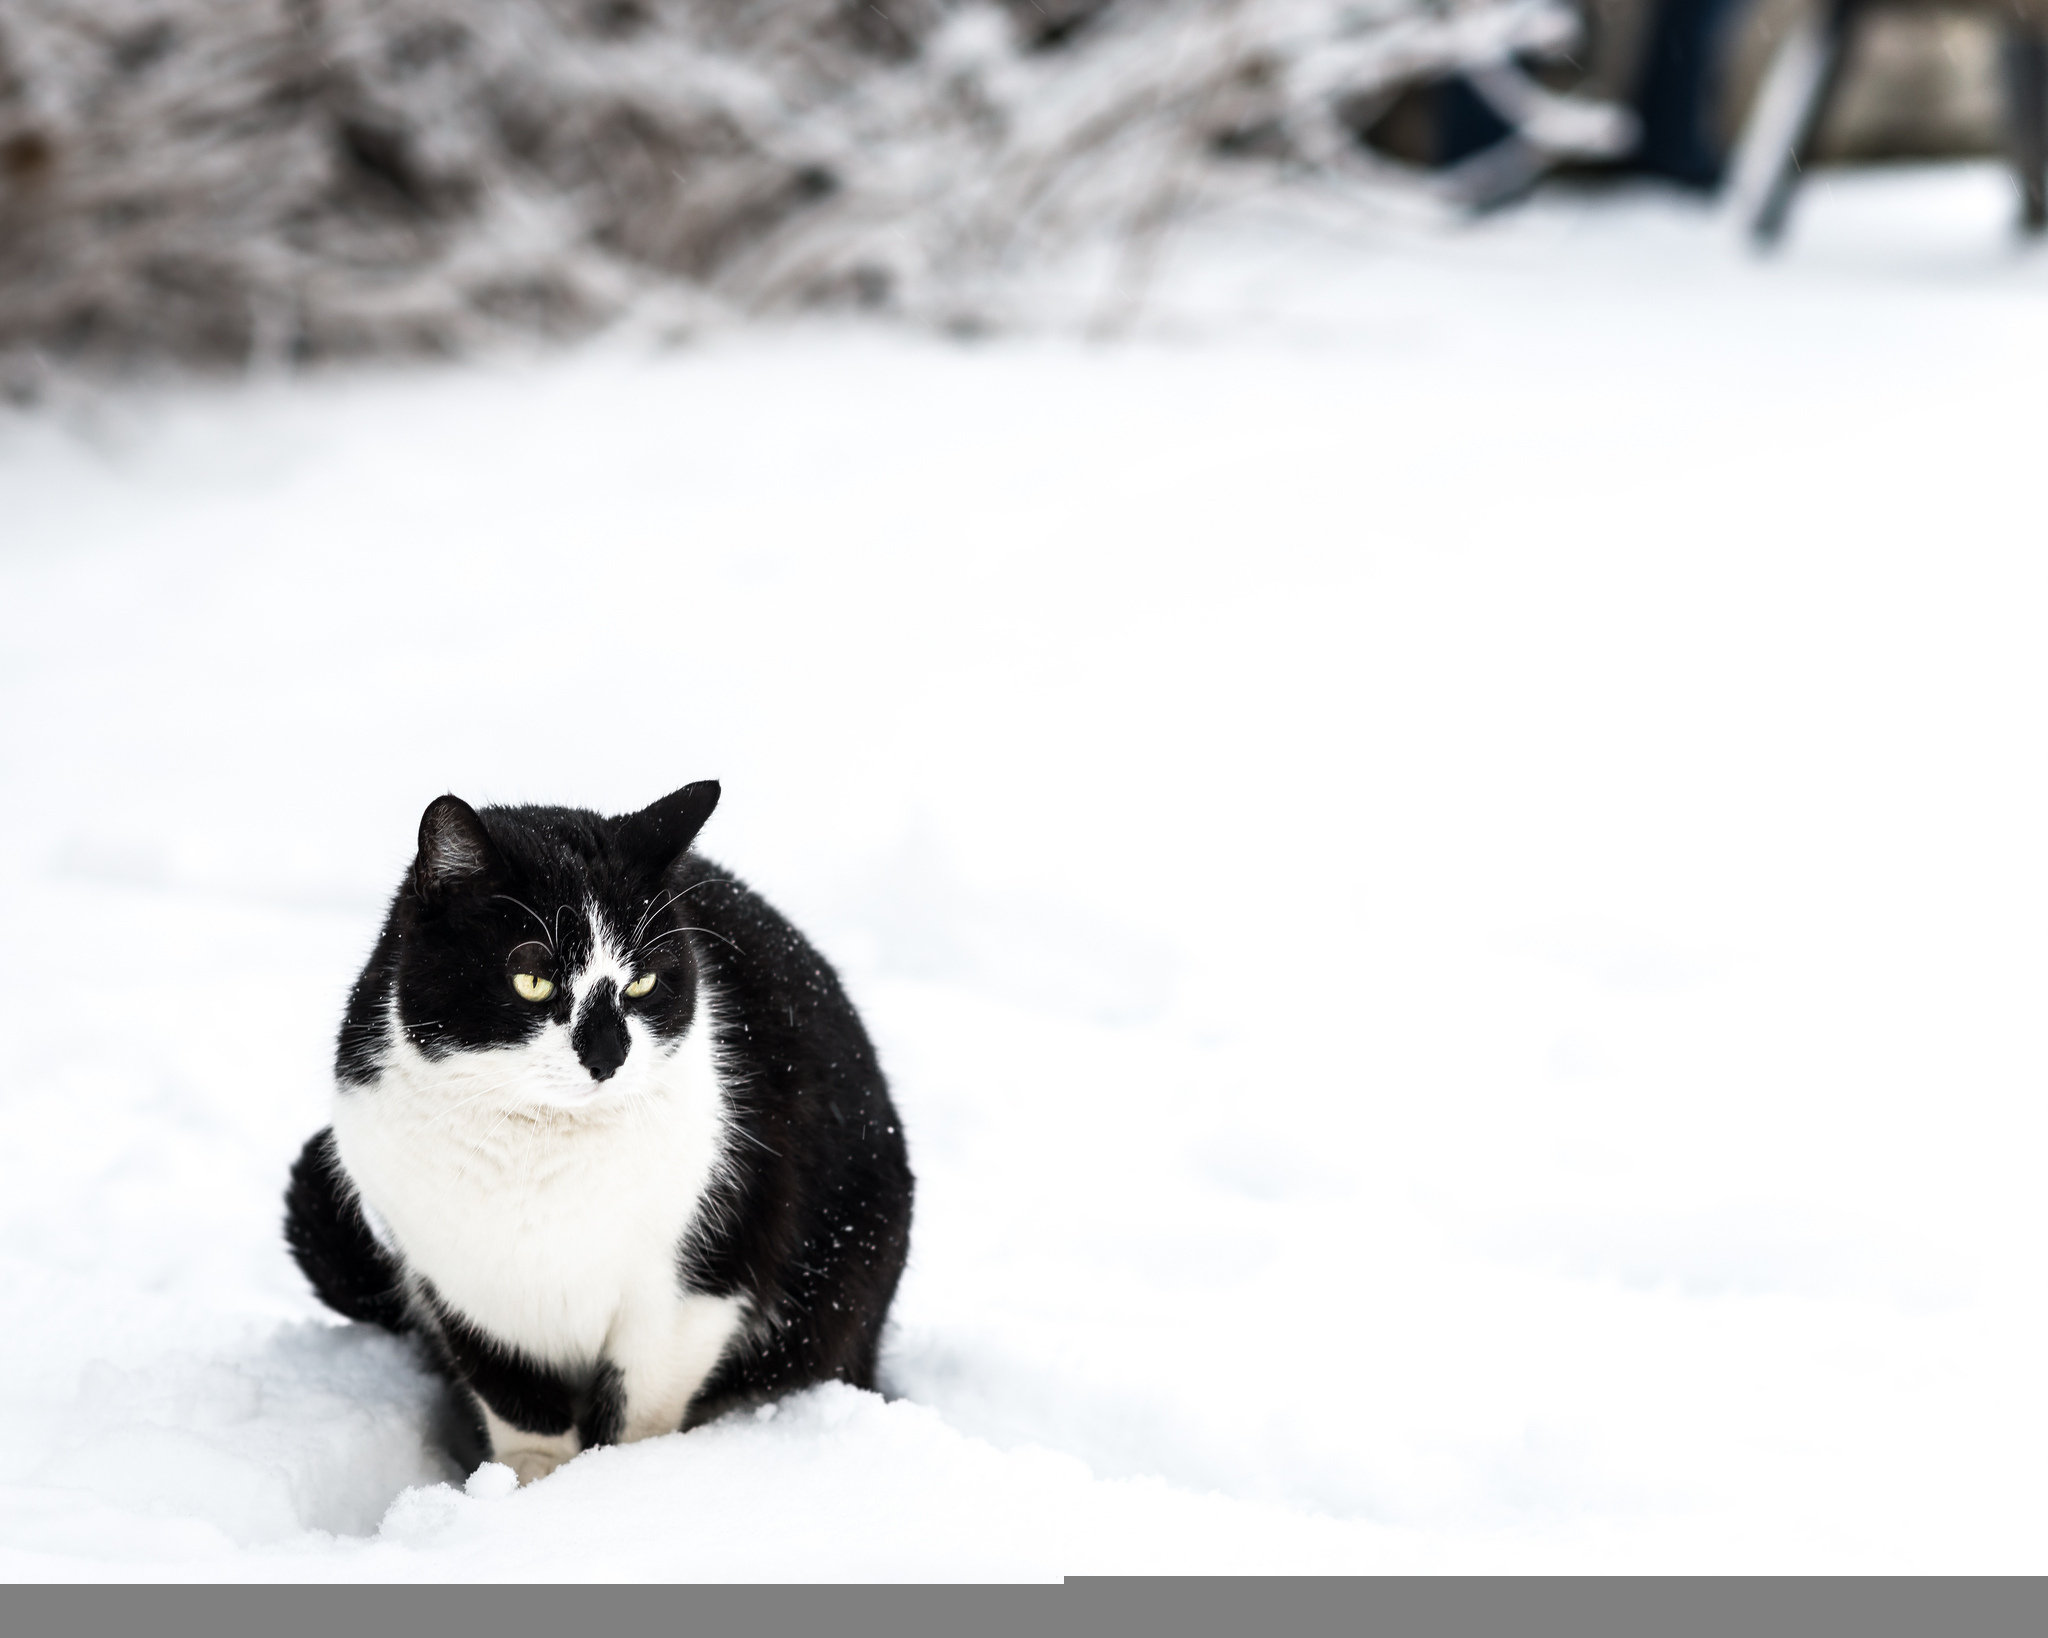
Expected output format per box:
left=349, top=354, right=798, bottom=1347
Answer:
left=4, top=169, right=2048, bottom=1576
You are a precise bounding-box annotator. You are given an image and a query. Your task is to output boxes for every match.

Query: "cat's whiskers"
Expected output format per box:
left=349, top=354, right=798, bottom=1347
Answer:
left=639, top=924, right=739, bottom=956
left=631, top=877, right=730, bottom=953
left=723, top=1116, right=779, bottom=1159
left=630, top=887, right=686, bottom=945
left=435, top=1044, right=655, bottom=1160
left=491, top=893, right=557, bottom=952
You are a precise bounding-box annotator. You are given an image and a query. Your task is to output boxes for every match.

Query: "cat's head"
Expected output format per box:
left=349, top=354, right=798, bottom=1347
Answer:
left=366, top=781, right=721, bottom=1105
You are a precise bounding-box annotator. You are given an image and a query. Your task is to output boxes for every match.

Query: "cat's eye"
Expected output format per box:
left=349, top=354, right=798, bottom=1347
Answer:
left=623, top=973, right=657, bottom=999
left=511, top=973, right=555, bottom=1002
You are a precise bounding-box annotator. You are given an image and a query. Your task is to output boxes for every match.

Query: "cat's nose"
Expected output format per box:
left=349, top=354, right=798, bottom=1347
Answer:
left=572, top=981, right=630, bottom=1082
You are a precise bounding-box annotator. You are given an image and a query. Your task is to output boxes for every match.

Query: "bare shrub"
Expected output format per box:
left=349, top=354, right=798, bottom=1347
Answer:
left=0, top=0, right=1597, bottom=375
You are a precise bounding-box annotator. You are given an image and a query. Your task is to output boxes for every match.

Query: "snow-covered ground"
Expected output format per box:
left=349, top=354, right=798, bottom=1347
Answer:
left=3, top=164, right=2047, bottom=1579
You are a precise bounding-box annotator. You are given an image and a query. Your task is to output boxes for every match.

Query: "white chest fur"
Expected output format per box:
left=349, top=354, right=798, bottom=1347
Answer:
left=329, top=998, right=742, bottom=1443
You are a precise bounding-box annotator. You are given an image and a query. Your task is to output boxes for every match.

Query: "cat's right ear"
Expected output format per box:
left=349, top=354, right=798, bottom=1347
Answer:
left=616, top=780, right=720, bottom=879
left=413, top=795, right=503, bottom=904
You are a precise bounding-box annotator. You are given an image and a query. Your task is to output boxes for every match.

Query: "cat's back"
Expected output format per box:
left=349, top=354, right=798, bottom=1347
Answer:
left=666, top=855, right=914, bottom=1408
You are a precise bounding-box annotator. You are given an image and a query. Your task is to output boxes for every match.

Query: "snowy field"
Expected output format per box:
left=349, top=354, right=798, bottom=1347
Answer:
left=3, top=163, right=2047, bottom=1578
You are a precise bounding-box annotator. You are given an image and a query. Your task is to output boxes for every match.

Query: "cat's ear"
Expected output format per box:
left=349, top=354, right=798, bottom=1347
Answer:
left=616, top=780, right=720, bottom=877
left=413, top=795, right=503, bottom=903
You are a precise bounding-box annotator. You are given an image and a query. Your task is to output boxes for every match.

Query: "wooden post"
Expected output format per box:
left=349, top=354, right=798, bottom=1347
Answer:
left=2004, top=19, right=2048, bottom=233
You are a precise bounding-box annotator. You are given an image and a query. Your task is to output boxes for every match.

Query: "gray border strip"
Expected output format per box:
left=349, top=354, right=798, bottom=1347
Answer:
left=3, top=1578, right=2042, bottom=1638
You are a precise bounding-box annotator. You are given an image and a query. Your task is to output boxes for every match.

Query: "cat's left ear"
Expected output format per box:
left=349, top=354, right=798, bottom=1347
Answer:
left=616, top=780, right=720, bottom=877
left=413, top=794, right=505, bottom=904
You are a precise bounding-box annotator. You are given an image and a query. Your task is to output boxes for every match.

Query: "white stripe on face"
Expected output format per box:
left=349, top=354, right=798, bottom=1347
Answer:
left=570, top=905, right=636, bottom=1024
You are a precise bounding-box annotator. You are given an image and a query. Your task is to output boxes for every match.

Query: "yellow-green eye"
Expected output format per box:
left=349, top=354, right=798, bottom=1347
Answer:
left=512, top=973, right=555, bottom=1002
left=623, top=973, right=657, bottom=999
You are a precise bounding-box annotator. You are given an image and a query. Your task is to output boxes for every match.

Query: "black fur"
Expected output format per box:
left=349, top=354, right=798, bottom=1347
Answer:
left=665, top=852, right=915, bottom=1419
left=282, top=1129, right=410, bottom=1334
left=421, top=1284, right=577, bottom=1439
left=284, top=780, right=914, bottom=1452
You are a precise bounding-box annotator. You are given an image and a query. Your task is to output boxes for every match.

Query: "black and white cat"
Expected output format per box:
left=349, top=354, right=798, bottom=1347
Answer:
left=284, top=781, right=914, bottom=1483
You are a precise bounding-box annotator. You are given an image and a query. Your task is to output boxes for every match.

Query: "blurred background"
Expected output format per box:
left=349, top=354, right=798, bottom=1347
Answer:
left=2, top=0, right=2046, bottom=1581
left=2, top=0, right=2045, bottom=377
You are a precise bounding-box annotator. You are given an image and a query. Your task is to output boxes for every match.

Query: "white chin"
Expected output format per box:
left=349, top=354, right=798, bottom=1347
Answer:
left=530, top=1082, right=617, bottom=1109
left=538, top=1067, right=647, bottom=1108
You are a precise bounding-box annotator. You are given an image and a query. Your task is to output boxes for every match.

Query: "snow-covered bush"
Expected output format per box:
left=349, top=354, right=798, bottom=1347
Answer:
left=0, top=0, right=1604, bottom=373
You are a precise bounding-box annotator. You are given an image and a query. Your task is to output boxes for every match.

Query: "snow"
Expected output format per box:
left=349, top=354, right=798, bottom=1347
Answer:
left=3, top=164, right=2048, bottom=1578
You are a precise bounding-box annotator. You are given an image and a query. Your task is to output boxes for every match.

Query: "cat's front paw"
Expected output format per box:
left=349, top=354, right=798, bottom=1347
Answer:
left=499, top=1447, right=571, bottom=1486
left=480, top=1407, right=579, bottom=1485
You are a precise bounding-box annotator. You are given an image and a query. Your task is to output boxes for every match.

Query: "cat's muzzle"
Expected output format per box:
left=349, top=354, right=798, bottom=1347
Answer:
left=572, top=981, right=630, bottom=1083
